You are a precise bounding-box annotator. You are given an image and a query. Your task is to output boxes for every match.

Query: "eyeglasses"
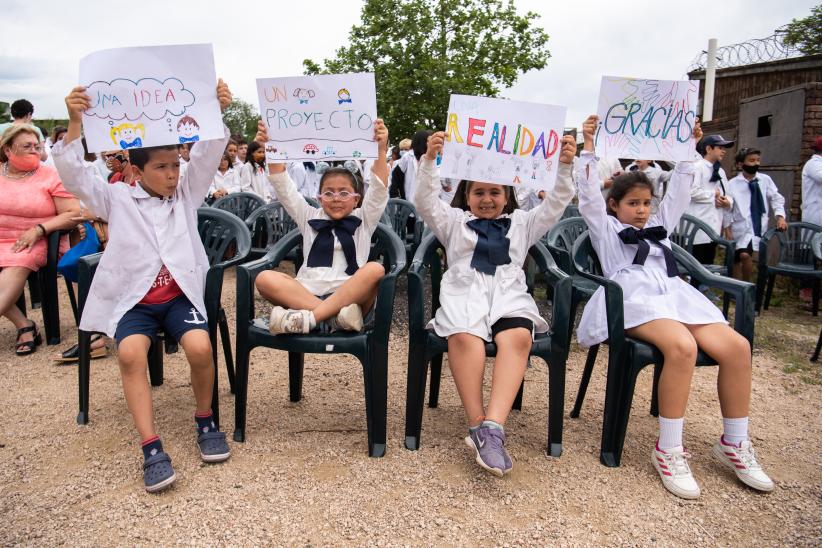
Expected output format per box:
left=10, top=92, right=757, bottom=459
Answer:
left=318, top=190, right=360, bottom=202
left=13, top=143, right=44, bottom=153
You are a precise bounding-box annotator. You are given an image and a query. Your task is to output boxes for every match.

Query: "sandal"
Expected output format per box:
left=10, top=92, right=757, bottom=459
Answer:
left=143, top=450, right=176, bottom=493
left=15, top=321, right=42, bottom=356
left=54, top=334, right=108, bottom=364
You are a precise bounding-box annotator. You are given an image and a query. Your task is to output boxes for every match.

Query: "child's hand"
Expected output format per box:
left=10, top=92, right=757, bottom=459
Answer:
left=373, top=118, right=388, bottom=154
left=776, top=216, right=788, bottom=231
left=581, top=115, right=598, bottom=152
left=217, top=79, right=232, bottom=113
left=65, top=87, right=91, bottom=124
left=692, top=117, right=703, bottom=142
left=558, top=134, right=576, bottom=165
left=426, top=131, right=445, bottom=161
left=255, top=121, right=285, bottom=174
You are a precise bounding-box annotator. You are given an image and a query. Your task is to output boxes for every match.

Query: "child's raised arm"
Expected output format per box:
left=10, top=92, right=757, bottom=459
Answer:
left=414, top=131, right=462, bottom=244
left=256, top=121, right=313, bottom=227
left=656, top=119, right=701, bottom=233
left=360, top=119, right=390, bottom=229
left=575, top=115, right=611, bottom=242
left=369, top=119, right=389, bottom=187
left=525, top=134, right=577, bottom=247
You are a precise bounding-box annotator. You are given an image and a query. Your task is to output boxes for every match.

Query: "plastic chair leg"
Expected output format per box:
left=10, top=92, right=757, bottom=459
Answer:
left=812, top=326, right=822, bottom=362
left=812, top=279, right=819, bottom=317
left=599, top=347, right=633, bottom=467
left=546, top=353, right=566, bottom=457
left=601, top=358, right=643, bottom=468
left=364, top=348, right=388, bottom=458
left=650, top=363, right=662, bottom=417
left=288, top=352, right=304, bottom=402
left=570, top=344, right=599, bottom=418
left=722, top=292, right=731, bottom=319
left=763, top=274, right=776, bottom=311
left=77, top=330, right=92, bottom=424
left=66, top=278, right=79, bottom=325
left=403, top=350, right=429, bottom=450
left=232, top=339, right=251, bottom=443
left=512, top=379, right=524, bottom=412
left=428, top=353, right=443, bottom=408
left=148, top=337, right=164, bottom=387
left=41, top=272, right=61, bottom=345
left=218, top=308, right=236, bottom=393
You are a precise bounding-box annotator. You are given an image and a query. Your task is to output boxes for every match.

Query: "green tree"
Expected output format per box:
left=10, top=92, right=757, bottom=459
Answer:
left=222, top=98, right=259, bottom=140
left=782, top=4, right=822, bottom=55
left=304, top=0, right=550, bottom=140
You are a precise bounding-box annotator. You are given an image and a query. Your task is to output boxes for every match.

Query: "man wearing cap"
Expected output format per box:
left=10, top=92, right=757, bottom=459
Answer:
left=686, top=134, right=735, bottom=267
left=801, top=136, right=822, bottom=228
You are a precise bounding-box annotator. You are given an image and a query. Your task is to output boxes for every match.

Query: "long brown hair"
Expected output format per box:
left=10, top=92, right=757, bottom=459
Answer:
left=450, top=180, right=519, bottom=215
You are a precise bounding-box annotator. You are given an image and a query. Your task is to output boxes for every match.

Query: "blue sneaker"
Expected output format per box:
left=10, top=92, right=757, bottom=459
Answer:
left=143, top=451, right=176, bottom=493
left=197, top=430, right=231, bottom=463
left=464, top=426, right=512, bottom=477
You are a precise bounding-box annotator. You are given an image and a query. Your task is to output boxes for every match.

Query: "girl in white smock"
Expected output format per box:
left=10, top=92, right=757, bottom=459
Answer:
left=415, top=131, right=577, bottom=477
left=576, top=115, right=773, bottom=501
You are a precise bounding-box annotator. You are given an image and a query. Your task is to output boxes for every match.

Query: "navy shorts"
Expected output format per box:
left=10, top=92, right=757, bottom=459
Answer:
left=734, top=241, right=754, bottom=262
left=491, top=317, right=534, bottom=339
left=114, top=295, right=208, bottom=344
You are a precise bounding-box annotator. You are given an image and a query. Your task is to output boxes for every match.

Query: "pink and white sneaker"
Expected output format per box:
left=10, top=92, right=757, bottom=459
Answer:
left=712, top=436, right=774, bottom=492
left=652, top=442, right=700, bottom=499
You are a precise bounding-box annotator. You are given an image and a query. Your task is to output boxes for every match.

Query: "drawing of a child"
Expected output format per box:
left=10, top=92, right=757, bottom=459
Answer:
left=177, top=116, right=200, bottom=144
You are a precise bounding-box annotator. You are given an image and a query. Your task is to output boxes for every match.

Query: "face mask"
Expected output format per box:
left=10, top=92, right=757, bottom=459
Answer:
left=8, top=152, right=40, bottom=172
left=742, top=164, right=759, bottom=175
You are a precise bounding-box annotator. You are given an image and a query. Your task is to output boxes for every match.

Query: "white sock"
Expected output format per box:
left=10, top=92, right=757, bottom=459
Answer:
left=308, top=311, right=317, bottom=329
left=722, top=417, right=749, bottom=446
left=481, top=420, right=504, bottom=431
left=658, top=416, right=684, bottom=450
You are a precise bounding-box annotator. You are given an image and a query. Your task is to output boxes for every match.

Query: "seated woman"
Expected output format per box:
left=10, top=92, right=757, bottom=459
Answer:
left=0, top=125, right=80, bottom=355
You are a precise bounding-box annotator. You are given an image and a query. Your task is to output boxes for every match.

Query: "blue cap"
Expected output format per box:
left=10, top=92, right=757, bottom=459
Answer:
left=702, top=135, right=735, bottom=148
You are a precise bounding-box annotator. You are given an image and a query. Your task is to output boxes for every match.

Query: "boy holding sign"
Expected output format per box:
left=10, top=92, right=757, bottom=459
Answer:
left=54, top=79, right=234, bottom=493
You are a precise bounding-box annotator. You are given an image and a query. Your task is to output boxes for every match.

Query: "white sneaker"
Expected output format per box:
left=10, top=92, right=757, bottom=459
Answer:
left=712, top=437, right=774, bottom=492
left=652, top=443, right=700, bottom=499
left=269, top=307, right=311, bottom=334
left=333, top=303, right=363, bottom=332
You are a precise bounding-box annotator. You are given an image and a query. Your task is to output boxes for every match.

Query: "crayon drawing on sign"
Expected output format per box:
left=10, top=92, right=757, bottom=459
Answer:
left=594, top=76, right=700, bottom=162
left=440, top=95, right=567, bottom=192
left=79, top=43, right=223, bottom=153
left=256, top=73, right=378, bottom=162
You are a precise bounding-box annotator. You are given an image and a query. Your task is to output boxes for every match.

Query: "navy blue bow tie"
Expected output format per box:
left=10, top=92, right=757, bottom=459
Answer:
left=307, top=216, right=363, bottom=275
left=748, top=178, right=766, bottom=237
left=617, top=225, right=678, bottom=277
left=466, top=218, right=512, bottom=275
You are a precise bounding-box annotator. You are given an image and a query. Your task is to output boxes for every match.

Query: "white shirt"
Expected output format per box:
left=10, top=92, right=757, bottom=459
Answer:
left=93, top=155, right=111, bottom=181
left=515, top=186, right=543, bottom=211
left=52, top=126, right=230, bottom=337
left=725, top=172, right=786, bottom=249
left=686, top=158, right=733, bottom=244
left=397, top=152, right=419, bottom=204
left=802, top=154, right=822, bottom=227
left=268, top=168, right=388, bottom=296
left=287, top=161, right=308, bottom=196
left=238, top=162, right=276, bottom=202
left=209, top=167, right=238, bottom=196
left=597, top=156, right=622, bottom=199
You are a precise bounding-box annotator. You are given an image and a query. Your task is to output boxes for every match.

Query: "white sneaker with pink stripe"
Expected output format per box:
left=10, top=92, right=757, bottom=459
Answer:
left=712, top=437, right=774, bottom=492
left=652, top=443, right=700, bottom=499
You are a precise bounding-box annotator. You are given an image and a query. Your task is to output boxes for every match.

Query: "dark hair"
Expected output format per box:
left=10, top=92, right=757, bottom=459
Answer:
left=304, top=161, right=316, bottom=172
left=128, top=145, right=178, bottom=170
left=319, top=167, right=364, bottom=206
left=219, top=152, right=232, bottom=168
left=80, top=137, right=96, bottom=163
left=245, top=141, right=266, bottom=170
left=390, top=146, right=400, bottom=161
left=226, top=139, right=238, bottom=149
left=735, top=147, right=761, bottom=164
left=236, top=138, right=248, bottom=146
left=51, top=126, right=67, bottom=143
left=411, top=130, right=431, bottom=160
left=450, top=180, right=518, bottom=215
left=10, top=99, right=34, bottom=119
left=606, top=171, right=655, bottom=216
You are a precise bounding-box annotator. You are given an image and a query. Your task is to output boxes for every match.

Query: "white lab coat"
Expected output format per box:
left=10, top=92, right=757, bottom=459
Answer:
left=802, top=154, right=822, bottom=227
left=685, top=158, right=733, bottom=244
left=724, top=172, right=786, bottom=249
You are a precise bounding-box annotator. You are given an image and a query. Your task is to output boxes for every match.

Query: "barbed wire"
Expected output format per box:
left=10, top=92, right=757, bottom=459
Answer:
left=688, top=28, right=803, bottom=72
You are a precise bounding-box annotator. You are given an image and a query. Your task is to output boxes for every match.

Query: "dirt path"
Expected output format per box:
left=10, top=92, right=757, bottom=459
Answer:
left=1, top=274, right=819, bottom=546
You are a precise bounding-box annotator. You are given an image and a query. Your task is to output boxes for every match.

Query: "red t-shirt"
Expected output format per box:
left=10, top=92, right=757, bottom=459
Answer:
left=139, top=265, right=183, bottom=305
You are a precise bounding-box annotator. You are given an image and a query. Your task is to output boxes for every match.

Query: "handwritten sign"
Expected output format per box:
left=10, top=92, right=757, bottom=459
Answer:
left=256, top=73, right=377, bottom=162
left=79, top=44, right=223, bottom=153
left=440, top=95, right=566, bottom=191
left=595, top=76, right=700, bottom=162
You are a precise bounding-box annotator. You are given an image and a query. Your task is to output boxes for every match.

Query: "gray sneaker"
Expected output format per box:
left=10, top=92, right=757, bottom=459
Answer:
left=464, top=426, right=511, bottom=477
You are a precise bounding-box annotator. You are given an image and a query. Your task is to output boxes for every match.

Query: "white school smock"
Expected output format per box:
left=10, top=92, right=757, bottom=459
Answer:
left=268, top=167, right=388, bottom=297
left=52, top=126, right=230, bottom=337
left=238, top=162, right=275, bottom=202
left=725, top=172, right=786, bottom=249
left=397, top=152, right=419, bottom=204
left=414, top=157, right=575, bottom=341
left=686, top=158, right=733, bottom=244
left=801, top=154, right=822, bottom=227
left=575, top=151, right=726, bottom=348
left=210, top=167, right=238, bottom=196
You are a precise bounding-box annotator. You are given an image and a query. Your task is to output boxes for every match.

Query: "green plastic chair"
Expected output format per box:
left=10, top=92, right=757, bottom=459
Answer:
left=810, top=233, right=822, bottom=361
left=384, top=198, right=424, bottom=264
left=212, top=192, right=266, bottom=221
left=232, top=224, right=406, bottom=457
left=15, top=230, right=64, bottom=345
left=245, top=202, right=298, bottom=260
left=756, top=222, right=822, bottom=316
left=571, top=232, right=755, bottom=467
left=403, top=233, right=573, bottom=457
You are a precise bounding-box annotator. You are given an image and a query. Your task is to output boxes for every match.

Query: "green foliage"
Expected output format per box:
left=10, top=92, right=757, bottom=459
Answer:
left=783, top=4, right=822, bottom=55
left=303, top=0, right=550, bottom=140
left=222, top=98, right=259, bottom=140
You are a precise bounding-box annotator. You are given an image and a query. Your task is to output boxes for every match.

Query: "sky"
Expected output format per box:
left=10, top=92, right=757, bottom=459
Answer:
left=0, top=0, right=816, bottom=134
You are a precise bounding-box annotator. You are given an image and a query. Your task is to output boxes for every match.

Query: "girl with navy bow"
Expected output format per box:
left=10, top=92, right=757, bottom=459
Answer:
left=575, top=115, right=773, bottom=500
left=253, top=120, right=390, bottom=335
left=415, top=131, right=577, bottom=477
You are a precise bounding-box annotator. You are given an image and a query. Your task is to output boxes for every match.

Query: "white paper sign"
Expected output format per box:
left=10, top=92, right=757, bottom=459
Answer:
left=440, top=95, right=567, bottom=191
left=79, top=43, right=223, bottom=153
left=595, top=76, right=700, bottom=162
left=256, top=73, right=377, bottom=162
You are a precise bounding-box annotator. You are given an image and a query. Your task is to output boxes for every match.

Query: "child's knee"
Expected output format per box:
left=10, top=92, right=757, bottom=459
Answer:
left=255, top=270, right=286, bottom=292
left=449, top=332, right=478, bottom=350
left=496, top=328, right=532, bottom=354
left=362, top=262, right=385, bottom=282
left=666, top=335, right=698, bottom=364
left=118, top=339, right=148, bottom=370
left=181, top=331, right=212, bottom=364
left=729, top=332, right=751, bottom=363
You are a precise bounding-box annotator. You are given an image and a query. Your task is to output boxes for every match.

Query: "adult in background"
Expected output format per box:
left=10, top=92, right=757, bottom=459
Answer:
left=0, top=99, right=48, bottom=162
left=391, top=131, right=430, bottom=203
left=801, top=136, right=822, bottom=303
left=0, top=126, right=80, bottom=355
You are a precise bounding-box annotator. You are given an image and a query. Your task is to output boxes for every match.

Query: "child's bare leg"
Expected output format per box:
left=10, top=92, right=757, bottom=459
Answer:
left=485, top=328, right=531, bottom=425
left=687, top=323, right=751, bottom=418
left=447, top=332, right=487, bottom=426
left=117, top=334, right=156, bottom=440
left=739, top=252, right=754, bottom=282
left=256, top=271, right=323, bottom=309
left=311, top=262, right=384, bottom=322
left=626, top=319, right=697, bottom=418
left=179, top=329, right=214, bottom=414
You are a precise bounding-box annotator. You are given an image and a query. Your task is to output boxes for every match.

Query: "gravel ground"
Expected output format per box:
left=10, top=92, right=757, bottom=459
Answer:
left=1, top=271, right=820, bottom=546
